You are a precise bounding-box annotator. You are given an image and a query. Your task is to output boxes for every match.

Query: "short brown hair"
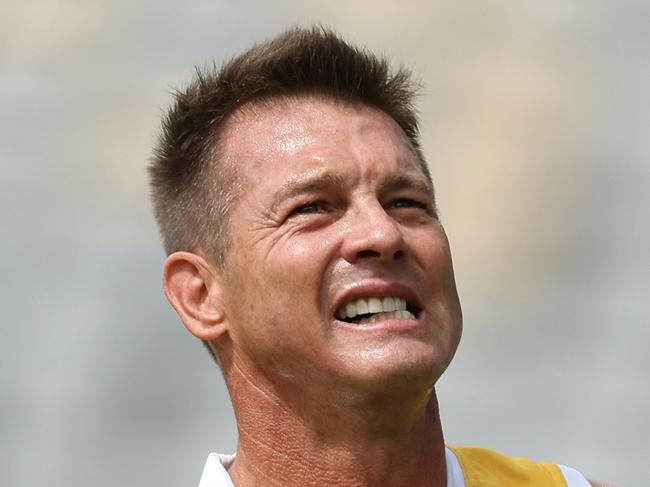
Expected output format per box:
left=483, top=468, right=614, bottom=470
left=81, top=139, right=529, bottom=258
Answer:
left=149, top=25, right=428, bottom=266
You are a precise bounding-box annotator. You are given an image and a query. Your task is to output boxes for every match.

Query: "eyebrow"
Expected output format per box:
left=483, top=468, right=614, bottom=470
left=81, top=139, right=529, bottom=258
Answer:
left=378, top=173, right=435, bottom=201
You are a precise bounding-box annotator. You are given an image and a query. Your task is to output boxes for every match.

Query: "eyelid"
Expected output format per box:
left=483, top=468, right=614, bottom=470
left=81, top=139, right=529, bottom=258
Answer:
left=286, top=198, right=330, bottom=218
left=391, top=197, right=425, bottom=206
left=292, top=201, right=322, bottom=215
left=387, top=192, right=430, bottom=207
left=386, top=195, right=437, bottom=217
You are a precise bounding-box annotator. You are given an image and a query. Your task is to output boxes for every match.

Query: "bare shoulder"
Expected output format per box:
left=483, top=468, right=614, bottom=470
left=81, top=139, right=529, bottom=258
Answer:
left=588, top=479, right=617, bottom=487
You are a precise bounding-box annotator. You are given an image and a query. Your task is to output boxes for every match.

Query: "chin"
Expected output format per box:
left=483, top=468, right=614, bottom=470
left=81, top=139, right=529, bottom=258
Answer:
left=333, top=343, right=446, bottom=394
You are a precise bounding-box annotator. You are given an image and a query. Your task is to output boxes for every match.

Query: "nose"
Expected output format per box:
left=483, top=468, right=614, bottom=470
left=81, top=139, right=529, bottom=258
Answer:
left=340, top=202, right=406, bottom=264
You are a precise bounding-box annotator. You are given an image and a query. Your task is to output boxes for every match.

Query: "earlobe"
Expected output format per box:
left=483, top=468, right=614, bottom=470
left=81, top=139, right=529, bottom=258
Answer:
left=162, top=251, right=228, bottom=341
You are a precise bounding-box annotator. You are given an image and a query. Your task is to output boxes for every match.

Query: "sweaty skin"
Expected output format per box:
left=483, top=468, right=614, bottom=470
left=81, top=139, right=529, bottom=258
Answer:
left=208, top=97, right=463, bottom=486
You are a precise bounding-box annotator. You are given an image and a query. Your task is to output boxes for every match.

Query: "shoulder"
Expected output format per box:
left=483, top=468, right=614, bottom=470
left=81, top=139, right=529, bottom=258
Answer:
left=448, top=446, right=616, bottom=487
left=447, top=446, right=565, bottom=485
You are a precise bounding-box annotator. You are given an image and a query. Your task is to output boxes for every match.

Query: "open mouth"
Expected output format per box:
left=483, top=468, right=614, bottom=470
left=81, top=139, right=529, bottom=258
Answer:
left=336, top=296, right=421, bottom=324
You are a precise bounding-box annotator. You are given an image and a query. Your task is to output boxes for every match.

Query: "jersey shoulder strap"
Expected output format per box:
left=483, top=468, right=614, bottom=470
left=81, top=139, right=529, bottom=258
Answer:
left=447, top=445, right=568, bottom=487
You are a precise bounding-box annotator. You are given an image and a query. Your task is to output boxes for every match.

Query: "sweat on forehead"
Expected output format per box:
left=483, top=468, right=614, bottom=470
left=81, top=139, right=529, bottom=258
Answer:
left=220, top=95, right=420, bottom=171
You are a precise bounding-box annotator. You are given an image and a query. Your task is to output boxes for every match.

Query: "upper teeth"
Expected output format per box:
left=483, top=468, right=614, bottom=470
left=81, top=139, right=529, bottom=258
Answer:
left=337, top=297, right=408, bottom=320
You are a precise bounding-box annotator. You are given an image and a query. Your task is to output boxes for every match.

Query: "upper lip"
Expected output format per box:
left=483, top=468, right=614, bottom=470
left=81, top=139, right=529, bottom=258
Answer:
left=332, top=280, right=422, bottom=318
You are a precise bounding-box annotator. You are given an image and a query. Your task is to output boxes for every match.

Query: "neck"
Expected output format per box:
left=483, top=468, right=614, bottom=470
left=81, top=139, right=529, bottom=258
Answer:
left=223, top=360, right=447, bottom=487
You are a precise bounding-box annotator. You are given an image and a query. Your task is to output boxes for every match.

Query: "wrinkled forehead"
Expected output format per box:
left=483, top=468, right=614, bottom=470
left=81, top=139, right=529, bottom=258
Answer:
left=219, top=95, right=418, bottom=172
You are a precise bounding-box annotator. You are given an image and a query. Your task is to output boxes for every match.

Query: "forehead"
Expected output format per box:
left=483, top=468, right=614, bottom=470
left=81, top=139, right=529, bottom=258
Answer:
left=220, top=96, right=419, bottom=178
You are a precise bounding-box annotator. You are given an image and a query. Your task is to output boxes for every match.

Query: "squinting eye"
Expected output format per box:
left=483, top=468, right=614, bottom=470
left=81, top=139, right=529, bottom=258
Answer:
left=291, top=201, right=324, bottom=216
left=391, top=198, right=427, bottom=209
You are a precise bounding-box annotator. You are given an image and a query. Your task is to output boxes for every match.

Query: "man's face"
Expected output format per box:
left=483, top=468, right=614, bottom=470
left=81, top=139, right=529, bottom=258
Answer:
left=217, top=97, right=462, bottom=393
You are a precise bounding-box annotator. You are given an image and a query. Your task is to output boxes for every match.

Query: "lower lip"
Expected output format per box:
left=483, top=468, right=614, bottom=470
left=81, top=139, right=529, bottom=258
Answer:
left=333, top=315, right=423, bottom=333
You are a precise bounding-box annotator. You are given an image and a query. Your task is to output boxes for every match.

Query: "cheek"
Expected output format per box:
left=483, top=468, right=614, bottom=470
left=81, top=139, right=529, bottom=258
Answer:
left=266, top=232, right=339, bottom=288
left=228, top=236, right=334, bottom=333
left=417, top=231, right=455, bottom=280
left=417, top=229, right=461, bottom=321
left=279, top=232, right=336, bottom=260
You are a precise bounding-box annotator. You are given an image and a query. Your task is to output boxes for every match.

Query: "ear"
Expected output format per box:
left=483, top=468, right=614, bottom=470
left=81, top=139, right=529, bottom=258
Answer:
left=162, top=251, right=228, bottom=341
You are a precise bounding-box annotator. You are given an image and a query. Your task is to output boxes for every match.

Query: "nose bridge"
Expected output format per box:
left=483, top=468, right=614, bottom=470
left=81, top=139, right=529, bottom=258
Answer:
left=341, top=196, right=404, bottom=262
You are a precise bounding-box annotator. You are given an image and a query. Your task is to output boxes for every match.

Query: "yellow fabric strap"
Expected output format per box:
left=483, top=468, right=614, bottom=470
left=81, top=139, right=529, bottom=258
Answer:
left=447, top=445, right=568, bottom=487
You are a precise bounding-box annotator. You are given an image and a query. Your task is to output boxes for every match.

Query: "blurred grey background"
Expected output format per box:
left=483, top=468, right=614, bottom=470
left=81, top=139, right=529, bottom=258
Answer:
left=1, top=1, right=648, bottom=485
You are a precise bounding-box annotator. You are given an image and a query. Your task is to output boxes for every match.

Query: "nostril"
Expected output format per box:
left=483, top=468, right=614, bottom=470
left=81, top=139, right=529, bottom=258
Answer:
left=357, top=249, right=380, bottom=259
left=355, top=249, right=405, bottom=260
